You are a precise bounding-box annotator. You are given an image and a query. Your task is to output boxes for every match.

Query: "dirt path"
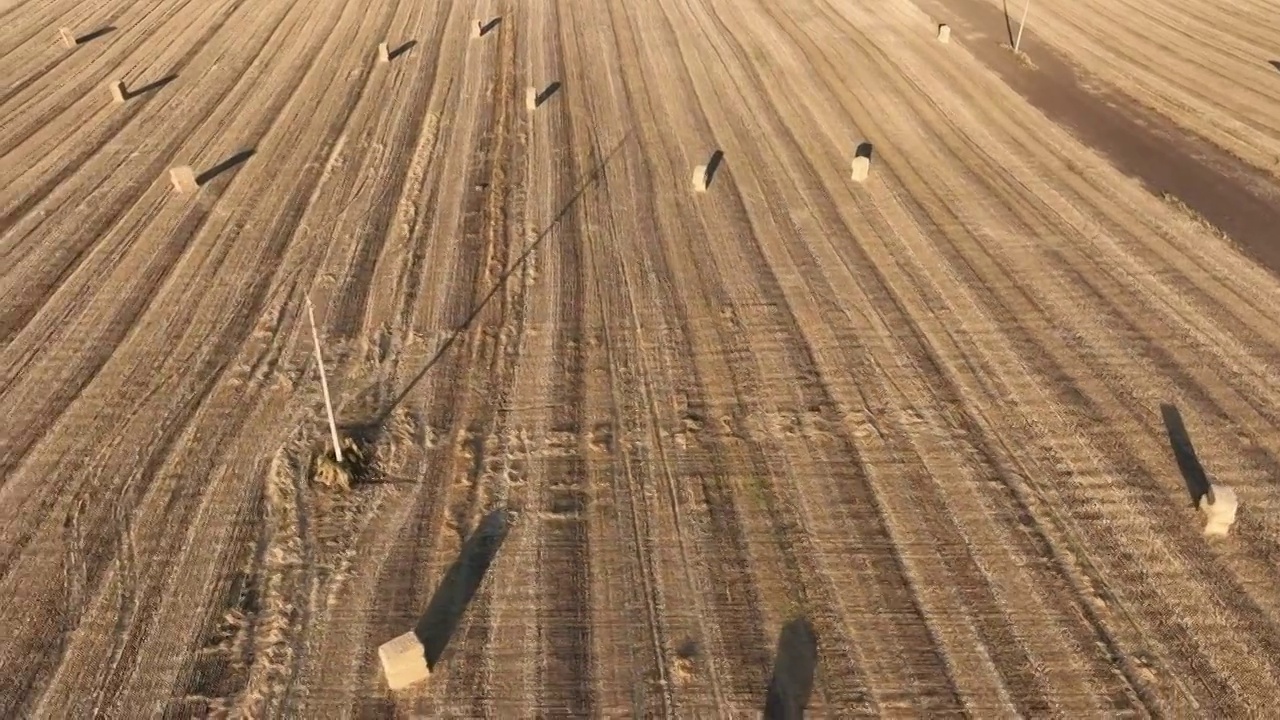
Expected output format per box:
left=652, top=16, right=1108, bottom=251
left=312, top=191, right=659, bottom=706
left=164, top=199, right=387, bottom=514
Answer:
left=941, top=0, right=1280, bottom=181
left=916, top=0, right=1280, bottom=279
left=3, top=0, right=1280, bottom=715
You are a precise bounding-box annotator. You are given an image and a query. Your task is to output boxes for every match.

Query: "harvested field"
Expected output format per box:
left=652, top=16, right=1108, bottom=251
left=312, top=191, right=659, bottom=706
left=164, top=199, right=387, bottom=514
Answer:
left=3, top=0, right=1280, bottom=715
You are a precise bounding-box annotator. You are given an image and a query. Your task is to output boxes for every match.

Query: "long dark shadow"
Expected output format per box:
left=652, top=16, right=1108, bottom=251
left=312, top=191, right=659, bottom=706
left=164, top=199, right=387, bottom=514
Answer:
left=389, top=40, right=416, bottom=60
left=376, top=131, right=633, bottom=422
left=479, top=17, right=501, bottom=36
left=705, top=149, right=725, bottom=187
left=126, top=74, right=176, bottom=99
left=1000, top=0, right=1014, bottom=45
left=535, top=80, right=562, bottom=107
left=76, top=26, right=115, bottom=44
left=414, top=508, right=511, bottom=668
left=764, top=618, right=818, bottom=719
left=1159, top=403, right=1213, bottom=507
left=196, top=149, right=255, bottom=185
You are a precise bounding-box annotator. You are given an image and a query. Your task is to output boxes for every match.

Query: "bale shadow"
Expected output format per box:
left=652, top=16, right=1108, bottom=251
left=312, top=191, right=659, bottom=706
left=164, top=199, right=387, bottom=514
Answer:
left=388, top=40, right=416, bottom=60
left=126, top=74, right=176, bottom=99
left=479, top=17, right=501, bottom=36
left=855, top=142, right=874, bottom=160
left=375, top=131, right=632, bottom=423
left=196, top=149, right=255, bottom=185
left=705, top=149, right=725, bottom=187
left=1270, top=60, right=1280, bottom=73
left=764, top=618, right=818, bottom=719
left=77, top=26, right=115, bottom=44
left=1159, top=403, right=1213, bottom=507
left=535, top=80, right=562, bottom=107
left=414, top=508, right=511, bottom=668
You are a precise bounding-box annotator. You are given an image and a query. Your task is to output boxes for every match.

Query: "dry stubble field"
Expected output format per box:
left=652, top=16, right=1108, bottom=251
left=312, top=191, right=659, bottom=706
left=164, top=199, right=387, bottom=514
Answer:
left=3, top=0, right=1280, bottom=716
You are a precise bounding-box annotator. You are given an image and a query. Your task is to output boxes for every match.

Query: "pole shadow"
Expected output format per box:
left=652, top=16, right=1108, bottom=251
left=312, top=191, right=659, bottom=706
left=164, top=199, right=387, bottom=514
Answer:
left=196, top=149, right=255, bottom=185
left=479, top=17, right=501, bottom=36
left=77, top=26, right=116, bottom=44
left=855, top=142, right=873, bottom=160
left=535, top=80, right=562, bottom=107
left=764, top=618, right=818, bottom=719
left=1000, top=0, right=1015, bottom=45
left=705, top=149, right=725, bottom=187
left=414, top=508, right=511, bottom=668
left=1159, top=403, right=1214, bottom=507
left=374, top=131, right=632, bottom=423
left=388, top=40, right=416, bottom=60
left=126, top=74, right=176, bottom=99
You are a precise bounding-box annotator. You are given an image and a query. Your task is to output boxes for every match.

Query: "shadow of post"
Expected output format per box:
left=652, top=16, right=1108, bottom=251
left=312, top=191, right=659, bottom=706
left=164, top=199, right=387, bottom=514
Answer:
left=373, top=131, right=632, bottom=424
left=479, top=17, right=502, bottom=36
left=763, top=618, right=818, bottom=719
left=1159, top=403, right=1213, bottom=507
left=414, top=509, right=511, bottom=668
left=1000, top=0, right=1015, bottom=45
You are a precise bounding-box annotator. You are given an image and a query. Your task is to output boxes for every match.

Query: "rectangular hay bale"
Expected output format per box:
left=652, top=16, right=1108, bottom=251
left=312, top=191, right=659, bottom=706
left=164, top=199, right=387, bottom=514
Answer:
left=169, top=166, right=198, bottom=193
left=691, top=164, right=708, bottom=192
left=379, top=631, right=430, bottom=690
left=850, top=156, right=870, bottom=182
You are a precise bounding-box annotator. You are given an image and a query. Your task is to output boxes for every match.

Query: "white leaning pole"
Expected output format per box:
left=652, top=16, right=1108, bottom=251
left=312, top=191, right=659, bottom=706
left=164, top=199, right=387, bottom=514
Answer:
left=1013, top=0, right=1031, bottom=53
left=305, top=294, right=344, bottom=463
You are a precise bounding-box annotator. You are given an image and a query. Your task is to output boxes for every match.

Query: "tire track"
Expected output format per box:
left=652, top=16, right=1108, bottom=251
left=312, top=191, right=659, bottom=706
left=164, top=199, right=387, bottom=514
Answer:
left=668, top=0, right=976, bottom=711
left=686, top=0, right=1156, bottom=712
left=0, top=0, right=356, bottom=578
left=831, top=47, right=1279, bottom=707
left=320, top=10, right=455, bottom=343
left=436, top=12, right=529, bottom=710
left=604, top=0, right=783, bottom=707
left=523, top=2, right=615, bottom=713
left=954, top=0, right=1280, bottom=176
left=4, top=0, right=413, bottom=709
left=793, top=21, right=1193, bottom=706
left=353, top=4, right=522, bottom=711
left=0, top=0, right=211, bottom=162
left=0, top=0, right=251, bottom=325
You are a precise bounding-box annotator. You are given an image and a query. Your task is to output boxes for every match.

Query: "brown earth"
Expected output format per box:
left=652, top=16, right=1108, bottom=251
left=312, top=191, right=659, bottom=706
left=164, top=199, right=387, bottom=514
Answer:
left=3, top=0, right=1280, bottom=716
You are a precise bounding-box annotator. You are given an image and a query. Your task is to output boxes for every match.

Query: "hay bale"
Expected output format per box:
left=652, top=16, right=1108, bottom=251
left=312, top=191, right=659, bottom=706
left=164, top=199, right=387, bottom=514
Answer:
left=850, top=155, right=870, bottom=182
left=379, top=631, right=430, bottom=689
left=937, top=24, right=951, bottom=43
left=169, top=166, right=198, bottom=193
left=1200, top=484, right=1239, bottom=537
left=691, top=165, right=708, bottom=192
